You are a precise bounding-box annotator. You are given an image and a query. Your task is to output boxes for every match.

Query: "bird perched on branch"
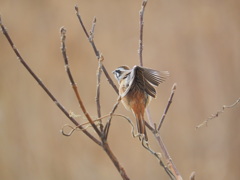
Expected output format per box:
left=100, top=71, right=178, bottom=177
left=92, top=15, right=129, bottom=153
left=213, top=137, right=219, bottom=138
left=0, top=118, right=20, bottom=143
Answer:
left=113, top=65, right=169, bottom=141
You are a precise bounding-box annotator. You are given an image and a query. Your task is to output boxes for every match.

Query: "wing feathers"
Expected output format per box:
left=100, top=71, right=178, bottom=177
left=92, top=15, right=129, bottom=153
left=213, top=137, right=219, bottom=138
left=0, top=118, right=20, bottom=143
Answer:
left=142, top=67, right=169, bottom=86
left=121, top=66, right=169, bottom=98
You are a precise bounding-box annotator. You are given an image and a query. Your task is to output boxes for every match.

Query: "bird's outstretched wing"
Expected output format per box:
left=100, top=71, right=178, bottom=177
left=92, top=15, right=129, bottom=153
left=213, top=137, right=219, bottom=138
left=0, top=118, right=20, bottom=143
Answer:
left=121, top=66, right=169, bottom=98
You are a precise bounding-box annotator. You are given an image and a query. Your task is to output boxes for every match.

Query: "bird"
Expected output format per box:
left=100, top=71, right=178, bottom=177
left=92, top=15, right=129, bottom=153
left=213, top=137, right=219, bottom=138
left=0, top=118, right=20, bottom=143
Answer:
left=113, top=65, right=169, bottom=141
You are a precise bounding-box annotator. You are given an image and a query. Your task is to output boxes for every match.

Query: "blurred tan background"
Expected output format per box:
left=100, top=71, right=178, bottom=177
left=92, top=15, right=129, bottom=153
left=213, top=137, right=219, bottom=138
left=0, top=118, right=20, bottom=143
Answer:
left=0, top=0, right=240, bottom=179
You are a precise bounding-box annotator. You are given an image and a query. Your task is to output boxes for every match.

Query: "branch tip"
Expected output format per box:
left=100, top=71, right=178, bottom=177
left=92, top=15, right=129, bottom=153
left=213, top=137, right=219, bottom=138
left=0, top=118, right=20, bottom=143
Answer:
left=93, top=16, right=97, bottom=23
left=173, top=83, right=177, bottom=90
left=142, top=0, right=148, bottom=6
left=74, top=5, right=79, bottom=12
left=60, top=26, right=66, bottom=35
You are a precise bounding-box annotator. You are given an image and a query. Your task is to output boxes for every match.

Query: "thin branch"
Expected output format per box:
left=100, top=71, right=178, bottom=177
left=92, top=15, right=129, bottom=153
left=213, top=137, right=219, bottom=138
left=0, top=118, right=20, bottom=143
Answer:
left=138, top=0, right=148, bottom=66
left=146, top=108, right=155, bottom=127
left=111, top=114, right=175, bottom=180
left=60, top=27, right=102, bottom=138
left=104, top=96, right=121, bottom=140
left=74, top=5, right=119, bottom=94
left=196, top=97, right=240, bottom=129
left=142, top=141, right=176, bottom=180
left=0, top=17, right=101, bottom=146
left=158, top=83, right=177, bottom=131
left=145, top=86, right=181, bottom=180
left=102, top=142, right=130, bottom=180
left=145, top=123, right=178, bottom=180
left=91, top=17, right=104, bottom=131
left=96, top=55, right=104, bottom=131
left=154, top=133, right=181, bottom=180
left=89, top=17, right=97, bottom=42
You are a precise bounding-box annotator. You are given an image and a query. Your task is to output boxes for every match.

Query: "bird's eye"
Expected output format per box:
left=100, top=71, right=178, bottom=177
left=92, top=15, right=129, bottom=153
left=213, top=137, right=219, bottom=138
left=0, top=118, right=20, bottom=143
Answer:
left=114, top=70, right=121, bottom=77
left=116, top=70, right=121, bottom=74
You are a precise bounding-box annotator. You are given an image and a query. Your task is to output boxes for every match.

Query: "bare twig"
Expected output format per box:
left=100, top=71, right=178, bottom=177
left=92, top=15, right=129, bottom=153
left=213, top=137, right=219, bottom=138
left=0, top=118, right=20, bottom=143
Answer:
left=155, top=134, right=181, bottom=180
left=60, top=27, right=102, bottom=138
left=104, top=96, right=121, bottom=140
left=196, top=97, right=240, bottom=129
left=0, top=17, right=102, bottom=146
left=145, top=108, right=155, bottom=127
left=89, top=17, right=96, bottom=39
left=148, top=87, right=181, bottom=180
left=102, top=142, right=130, bottom=180
left=158, top=83, right=177, bottom=131
left=145, top=124, right=179, bottom=180
left=111, top=114, right=175, bottom=179
left=96, top=55, right=104, bottom=131
left=74, top=5, right=119, bottom=94
left=102, top=113, right=174, bottom=179
left=90, top=16, right=104, bottom=131
left=144, top=85, right=179, bottom=179
left=142, top=141, right=176, bottom=180
left=138, top=0, right=148, bottom=66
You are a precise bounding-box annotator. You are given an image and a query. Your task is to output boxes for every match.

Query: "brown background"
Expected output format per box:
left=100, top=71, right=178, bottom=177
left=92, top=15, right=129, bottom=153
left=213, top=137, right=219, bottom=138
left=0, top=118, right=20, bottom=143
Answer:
left=0, top=0, right=240, bottom=179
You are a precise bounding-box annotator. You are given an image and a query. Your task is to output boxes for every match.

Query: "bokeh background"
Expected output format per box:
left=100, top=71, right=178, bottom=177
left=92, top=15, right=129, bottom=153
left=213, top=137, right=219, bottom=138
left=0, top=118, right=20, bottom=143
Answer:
left=0, top=0, right=240, bottom=179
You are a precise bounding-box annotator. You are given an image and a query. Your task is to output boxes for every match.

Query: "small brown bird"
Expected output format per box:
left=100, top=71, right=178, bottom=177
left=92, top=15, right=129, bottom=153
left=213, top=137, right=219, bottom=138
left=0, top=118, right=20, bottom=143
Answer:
left=113, top=65, right=169, bottom=141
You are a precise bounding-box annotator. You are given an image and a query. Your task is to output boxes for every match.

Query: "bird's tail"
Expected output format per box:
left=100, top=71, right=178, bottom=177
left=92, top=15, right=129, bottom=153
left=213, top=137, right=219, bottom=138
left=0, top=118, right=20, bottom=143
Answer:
left=136, top=114, right=148, bottom=141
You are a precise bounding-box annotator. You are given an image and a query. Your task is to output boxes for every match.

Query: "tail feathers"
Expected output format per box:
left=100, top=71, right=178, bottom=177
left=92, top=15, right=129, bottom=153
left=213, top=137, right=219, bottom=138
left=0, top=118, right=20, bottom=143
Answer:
left=136, top=115, right=148, bottom=141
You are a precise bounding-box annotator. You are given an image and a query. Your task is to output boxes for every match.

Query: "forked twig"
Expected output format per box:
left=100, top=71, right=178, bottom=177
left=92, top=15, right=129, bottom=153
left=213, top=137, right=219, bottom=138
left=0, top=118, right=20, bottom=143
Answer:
left=196, top=97, right=240, bottom=129
left=141, top=141, right=176, bottom=180
left=74, top=5, right=119, bottom=94
left=114, top=114, right=175, bottom=180
left=60, top=19, right=130, bottom=180
left=60, top=27, right=102, bottom=138
left=0, top=17, right=101, bottom=146
left=90, top=16, right=104, bottom=131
